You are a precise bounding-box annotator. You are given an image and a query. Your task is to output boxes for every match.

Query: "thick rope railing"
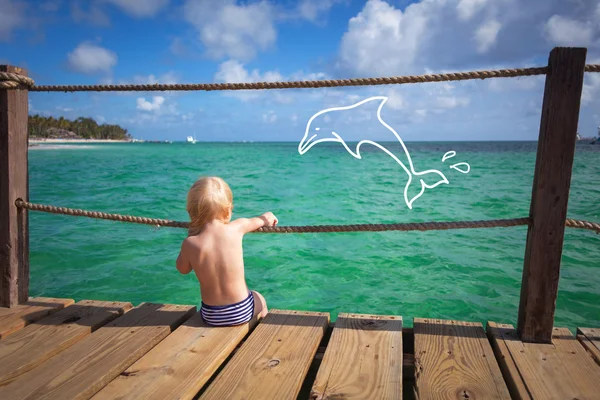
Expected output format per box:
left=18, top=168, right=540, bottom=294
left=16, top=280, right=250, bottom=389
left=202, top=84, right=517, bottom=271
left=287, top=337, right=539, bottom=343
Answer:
left=0, top=71, right=35, bottom=90
left=1, top=65, right=599, bottom=92
left=27, top=67, right=550, bottom=92
left=14, top=200, right=600, bottom=234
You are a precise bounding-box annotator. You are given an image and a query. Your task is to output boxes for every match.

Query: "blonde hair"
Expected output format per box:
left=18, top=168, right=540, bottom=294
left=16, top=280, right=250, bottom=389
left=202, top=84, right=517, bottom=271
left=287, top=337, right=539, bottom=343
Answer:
left=186, top=176, right=233, bottom=235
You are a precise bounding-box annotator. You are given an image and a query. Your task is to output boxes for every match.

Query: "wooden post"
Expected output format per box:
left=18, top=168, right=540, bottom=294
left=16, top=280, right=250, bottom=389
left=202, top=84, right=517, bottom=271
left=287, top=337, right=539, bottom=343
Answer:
left=517, top=48, right=587, bottom=343
left=0, top=65, right=29, bottom=307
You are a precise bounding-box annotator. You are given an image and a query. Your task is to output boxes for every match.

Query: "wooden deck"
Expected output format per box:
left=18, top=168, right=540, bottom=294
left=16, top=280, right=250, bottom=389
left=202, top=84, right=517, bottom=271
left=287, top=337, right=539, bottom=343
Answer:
left=0, top=298, right=599, bottom=399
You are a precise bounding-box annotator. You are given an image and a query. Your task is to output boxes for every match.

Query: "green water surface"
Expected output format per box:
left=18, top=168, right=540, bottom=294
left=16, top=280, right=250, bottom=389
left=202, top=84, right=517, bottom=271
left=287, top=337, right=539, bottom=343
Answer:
left=28, top=141, right=600, bottom=330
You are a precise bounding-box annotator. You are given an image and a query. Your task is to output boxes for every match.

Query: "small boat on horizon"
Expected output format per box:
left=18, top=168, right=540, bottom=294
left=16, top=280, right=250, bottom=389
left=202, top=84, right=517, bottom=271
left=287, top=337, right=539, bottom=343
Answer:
left=186, top=135, right=197, bottom=144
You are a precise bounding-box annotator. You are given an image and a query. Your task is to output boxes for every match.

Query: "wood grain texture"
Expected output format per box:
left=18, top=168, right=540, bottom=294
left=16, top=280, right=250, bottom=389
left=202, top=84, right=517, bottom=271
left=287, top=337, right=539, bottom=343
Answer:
left=310, top=313, right=403, bottom=400
left=517, top=47, right=587, bottom=343
left=0, top=300, right=132, bottom=386
left=489, top=322, right=600, bottom=399
left=0, top=302, right=195, bottom=400
left=577, top=328, right=600, bottom=365
left=413, top=318, right=511, bottom=400
left=486, top=322, right=532, bottom=400
left=92, top=311, right=256, bottom=400
left=0, top=65, right=30, bottom=307
left=200, top=309, right=329, bottom=400
left=0, top=297, right=74, bottom=339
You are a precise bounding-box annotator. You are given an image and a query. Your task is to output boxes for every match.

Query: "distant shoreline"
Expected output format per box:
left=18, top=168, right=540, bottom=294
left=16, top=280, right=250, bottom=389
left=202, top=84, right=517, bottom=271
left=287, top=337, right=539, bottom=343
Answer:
left=29, top=138, right=131, bottom=144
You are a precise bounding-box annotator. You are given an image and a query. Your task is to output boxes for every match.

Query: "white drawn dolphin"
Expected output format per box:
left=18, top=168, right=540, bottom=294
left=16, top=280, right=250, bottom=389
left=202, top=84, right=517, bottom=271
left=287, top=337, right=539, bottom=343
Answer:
left=298, top=96, right=449, bottom=210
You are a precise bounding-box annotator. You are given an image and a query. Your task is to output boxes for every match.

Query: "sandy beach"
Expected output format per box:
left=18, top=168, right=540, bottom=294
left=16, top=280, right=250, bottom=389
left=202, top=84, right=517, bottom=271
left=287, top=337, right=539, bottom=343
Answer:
left=29, top=138, right=131, bottom=144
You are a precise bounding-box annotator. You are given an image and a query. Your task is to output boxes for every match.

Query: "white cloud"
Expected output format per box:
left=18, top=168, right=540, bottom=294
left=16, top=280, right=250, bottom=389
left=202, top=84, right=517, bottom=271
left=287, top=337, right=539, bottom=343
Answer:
left=336, top=0, right=600, bottom=79
left=338, top=0, right=430, bottom=76
left=183, top=0, right=276, bottom=61
left=214, top=60, right=333, bottom=104
left=414, top=109, right=427, bottom=118
left=0, top=0, right=26, bottom=42
left=544, top=15, right=595, bottom=46
left=67, top=42, right=117, bottom=74
left=214, top=60, right=282, bottom=102
left=289, top=71, right=329, bottom=81
left=372, top=81, right=470, bottom=123
left=215, top=60, right=283, bottom=83
left=262, top=110, right=277, bottom=123
left=329, top=0, right=600, bottom=141
left=137, top=96, right=165, bottom=112
left=215, top=60, right=298, bottom=102
left=126, top=94, right=181, bottom=128
left=582, top=58, right=600, bottom=105
left=386, top=89, right=406, bottom=110
left=131, top=71, right=179, bottom=85
left=101, top=71, right=179, bottom=87
left=297, top=0, right=339, bottom=23
left=404, top=108, right=429, bottom=124
left=475, top=19, right=501, bottom=53
left=103, top=0, right=169, bottom=18
left=456, top=0, right=487, bottom=21
left=96, top=115, right=106, bottom=124
left=435, top=96, right=470, bottom=108
left=583, top=78, right=600, bottom=105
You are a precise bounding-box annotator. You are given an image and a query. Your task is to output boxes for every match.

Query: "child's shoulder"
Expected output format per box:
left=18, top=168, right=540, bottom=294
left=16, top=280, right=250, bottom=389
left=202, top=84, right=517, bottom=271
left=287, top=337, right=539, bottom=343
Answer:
left=182, top=234, right=203, bottom=248
left=227, top=218, right=246, bottom=231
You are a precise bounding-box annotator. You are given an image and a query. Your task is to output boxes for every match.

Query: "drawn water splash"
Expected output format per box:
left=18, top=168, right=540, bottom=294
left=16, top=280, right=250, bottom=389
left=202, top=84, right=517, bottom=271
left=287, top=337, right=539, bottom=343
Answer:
left=442, top=151, right=456, bottom=162
left=442, top=151, right=471, bottom=173
left=298, top=96, right=471, bottom=209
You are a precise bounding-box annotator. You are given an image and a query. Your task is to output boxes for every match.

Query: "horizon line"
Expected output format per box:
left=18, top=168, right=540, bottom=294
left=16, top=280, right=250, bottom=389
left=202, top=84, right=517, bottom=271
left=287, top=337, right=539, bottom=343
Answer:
left=129, top=139, right=543, bottom=143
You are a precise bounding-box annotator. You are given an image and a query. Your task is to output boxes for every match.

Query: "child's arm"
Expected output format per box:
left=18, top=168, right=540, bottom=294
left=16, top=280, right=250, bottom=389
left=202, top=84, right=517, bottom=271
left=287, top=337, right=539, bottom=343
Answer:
left=231, top=212, right=278, bottom=234
left=176, top=239, right=193, bottom=274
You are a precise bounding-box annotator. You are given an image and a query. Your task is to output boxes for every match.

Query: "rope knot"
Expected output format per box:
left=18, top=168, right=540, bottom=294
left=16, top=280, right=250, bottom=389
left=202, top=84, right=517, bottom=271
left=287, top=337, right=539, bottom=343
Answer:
left=0, top=71, right=35, bottom=90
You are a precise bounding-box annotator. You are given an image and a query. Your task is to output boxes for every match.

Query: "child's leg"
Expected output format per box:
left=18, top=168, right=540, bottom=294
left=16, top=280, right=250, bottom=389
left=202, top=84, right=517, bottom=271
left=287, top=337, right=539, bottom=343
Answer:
left=251, top=290, right=268, bottom=319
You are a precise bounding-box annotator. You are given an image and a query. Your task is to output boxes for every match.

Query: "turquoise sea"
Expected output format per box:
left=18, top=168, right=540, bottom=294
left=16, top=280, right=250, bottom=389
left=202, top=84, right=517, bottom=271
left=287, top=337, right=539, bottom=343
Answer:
left=28, top=141, right=600, bottom=331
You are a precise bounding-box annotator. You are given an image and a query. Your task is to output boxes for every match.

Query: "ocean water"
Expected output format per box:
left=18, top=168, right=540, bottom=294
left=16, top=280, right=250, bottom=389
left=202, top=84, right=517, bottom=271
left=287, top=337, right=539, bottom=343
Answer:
left=28, top=141, right=600, bottom=330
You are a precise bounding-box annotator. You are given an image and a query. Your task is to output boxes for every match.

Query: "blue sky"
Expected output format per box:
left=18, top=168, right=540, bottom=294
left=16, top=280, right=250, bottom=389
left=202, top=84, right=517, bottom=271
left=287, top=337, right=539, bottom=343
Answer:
left=1, top=0, right=599, bottom=141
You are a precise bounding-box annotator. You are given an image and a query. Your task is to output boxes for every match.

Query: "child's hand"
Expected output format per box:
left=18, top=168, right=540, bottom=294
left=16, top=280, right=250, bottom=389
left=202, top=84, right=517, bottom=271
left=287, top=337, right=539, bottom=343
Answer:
left=262, top=212, right=278, bottom=226
left=233, top=212, right=278, bottom=233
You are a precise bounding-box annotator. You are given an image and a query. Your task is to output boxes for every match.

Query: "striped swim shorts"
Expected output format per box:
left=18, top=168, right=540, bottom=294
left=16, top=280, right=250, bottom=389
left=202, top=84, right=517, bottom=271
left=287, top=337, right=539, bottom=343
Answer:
left=200, top=291, right=255, bottom=326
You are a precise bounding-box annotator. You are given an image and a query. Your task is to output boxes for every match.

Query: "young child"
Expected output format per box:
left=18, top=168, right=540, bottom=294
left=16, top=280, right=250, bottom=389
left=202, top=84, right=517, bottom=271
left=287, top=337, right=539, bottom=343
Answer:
left=176, top=176, right=277, bottom=326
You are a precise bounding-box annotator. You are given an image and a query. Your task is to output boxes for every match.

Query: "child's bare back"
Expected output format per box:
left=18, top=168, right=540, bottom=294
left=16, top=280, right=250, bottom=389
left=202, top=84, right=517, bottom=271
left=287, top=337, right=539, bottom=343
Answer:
left=176, top=176, right=277, bottom=326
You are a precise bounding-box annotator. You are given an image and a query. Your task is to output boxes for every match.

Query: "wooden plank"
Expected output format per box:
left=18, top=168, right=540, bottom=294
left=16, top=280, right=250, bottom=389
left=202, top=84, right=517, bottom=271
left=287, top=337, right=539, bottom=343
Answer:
left=310, top=313, right=403, bottom=400
left=577, top=328, right=600, bottom=366
left=0, top=65, right=30, bottom=307
left=488, top=322, right=600, bottom=399
left=0, top=297, right=74, bottom=339
left=0, top=302, right=196, bottom=400
left=517, top=47, right=587, bottom=343
left=0, top=300, right=132, bottom=386
left=92, top=311, right=257, bottom=400
left=200, top=309, right=329, bottom=400
left=486, top=321, right=532, bottom=400
left=413, top=318, right=511, bottom=400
